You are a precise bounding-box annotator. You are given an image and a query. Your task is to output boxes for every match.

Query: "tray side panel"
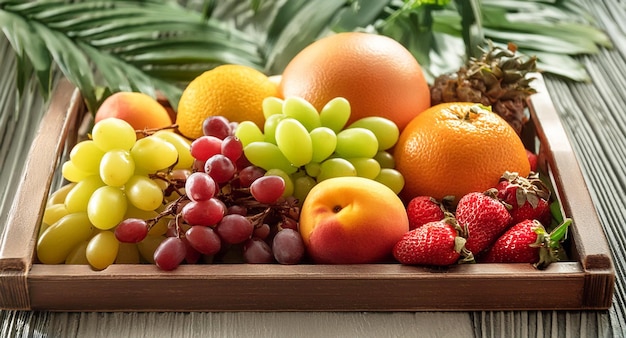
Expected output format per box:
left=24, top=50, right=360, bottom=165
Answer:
left=529, top=75, right=615, bottom=309
left=27, top=263, right=586, bottom=311
left=0, top=79, right=81, bottom=309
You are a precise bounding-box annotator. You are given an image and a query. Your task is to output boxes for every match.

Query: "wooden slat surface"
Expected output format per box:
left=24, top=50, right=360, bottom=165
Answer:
left=1, top=0, right=625, bottom=336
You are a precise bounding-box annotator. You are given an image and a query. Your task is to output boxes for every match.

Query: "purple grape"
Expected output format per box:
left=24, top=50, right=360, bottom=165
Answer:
left=182, top=237, right=202, bottom=264
left=250, top=175, right=285, bottom=204
left=221, top=135, right=243, bottom=162
left=154, top=237, right=187, bottom=271
left=190, top=135, right=222, bottom=161
left=181, top=198, right=225, bottom=226
left=114, top=218, right=149, bottom=243
left=272, top=228, right=305, bottom=265
left=202, top=116, right=232, bottom=140
left=185, top=172, right=217, bottom=201
left=253, top=223, right=271, bottom=240
left=227, top=204, right=248, bottom=216
left=238, top=165, right=265, bottom=187
left=185, top=225, right=221, bottom=255
left=215, top=214, right=254, bottom=244
left=204, top=154, right=236, bottom=184
left=243, top=238, right=274, bottom=263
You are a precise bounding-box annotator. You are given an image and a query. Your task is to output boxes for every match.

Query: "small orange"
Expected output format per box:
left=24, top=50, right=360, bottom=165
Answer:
left=279, top=32, right=430, bottom=131
left=393, top=103, right=530, bottom=203
left=176, top=65, right=279, bottom=139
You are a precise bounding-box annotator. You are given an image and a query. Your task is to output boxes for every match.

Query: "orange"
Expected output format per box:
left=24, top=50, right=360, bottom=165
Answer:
left=95, top=92, right=172, bottom=131
left=279, top=32, right=430, bottom=131
left=176, top=65, right=279, bottom=139
left=393, top=102, right=530, bottom=203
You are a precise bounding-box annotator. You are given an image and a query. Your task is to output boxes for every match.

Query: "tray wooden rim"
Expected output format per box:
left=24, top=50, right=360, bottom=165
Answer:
left=0, top=74, right=616, bottom=311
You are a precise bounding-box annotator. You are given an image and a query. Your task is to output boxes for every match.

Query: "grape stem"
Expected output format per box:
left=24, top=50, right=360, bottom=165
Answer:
left=135, top=124, right=180, bottom=137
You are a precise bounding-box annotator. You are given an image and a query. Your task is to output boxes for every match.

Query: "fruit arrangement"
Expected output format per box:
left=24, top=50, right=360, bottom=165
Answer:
left=37, top=33, right=570, bottom=272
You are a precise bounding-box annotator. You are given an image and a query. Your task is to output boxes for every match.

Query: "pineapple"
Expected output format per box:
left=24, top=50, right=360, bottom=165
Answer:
left=430, top=42, right=538, bottom=134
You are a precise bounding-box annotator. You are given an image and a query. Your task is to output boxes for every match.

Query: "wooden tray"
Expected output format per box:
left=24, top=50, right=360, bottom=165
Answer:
left=0, top=74, right=615, bottom=311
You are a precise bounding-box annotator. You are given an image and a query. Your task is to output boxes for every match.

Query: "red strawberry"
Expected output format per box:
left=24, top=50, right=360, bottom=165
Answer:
left=496, top=171, right=551, bottom=225
left=526, top=149, right=538, bottom=172
left=455, top=190, right=512, bottom=255
left=393, top=218, right=472, bottom=266
left=406, top=196, right=448, bottom=230
left=480, top=218, right=571, bottom=269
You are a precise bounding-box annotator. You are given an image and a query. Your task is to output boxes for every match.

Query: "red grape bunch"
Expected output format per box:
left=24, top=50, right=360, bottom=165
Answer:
left=115, top=116, right=306, bottom=270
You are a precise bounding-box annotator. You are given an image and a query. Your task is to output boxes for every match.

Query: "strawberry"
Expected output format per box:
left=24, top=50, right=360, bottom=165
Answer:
left=496, top=171, right=552, bottom=226
left=406, top=196, right=449, bottom=230
left=480, top=218, right=571, bottom=269
left=526, top=149, right=538, bottom=172
left=455, top=190, right=512, bottom=255
left=392, top=218, right=473, bottom=266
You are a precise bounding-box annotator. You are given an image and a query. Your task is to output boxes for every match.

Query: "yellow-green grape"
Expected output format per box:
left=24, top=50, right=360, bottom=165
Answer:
left=115, top=243, right=141, bottom=264
left=87, top=186, right=127, bottom=230
left=61, top=161, right=91, bottom=183
left=347, top=158, right=381, bottom=180
left=37, top=212, right=94, bottom=264
left=374, top=151, right=396, bottom=169
left=243, top=142, right=298, bottom=174
left=86, top=230, right=120, bottom=270
left=64, top=175, right=105, bottom=213
left=65, top=241, right=89, bottom=265
left=263, top=96, right=284, bottom=119
left=92, top=118, right=137, bottom=151
left=125, top=175, right=164, bottom=211
left=100, top=149, right=135, bottom=187
left=335, top=127, right=378, bottom=158
left=293, top=175, right=316, bottom=205
left=375, top=168, right=405, bottom=194
left=235, top=121, right=265, bottom=147
left=47, top=182, right=76, bottom=206
left=42, top=204, right=69, bottom=226
left=348, top=116, right=399, bottom=151
left=320, top=97, right=351, bottom=133
left=304, top=162, right=321, bottom=177
left=265, top=168, right=294, bottom=198
left=275, top=118, right=313, bottom=167
left=69, top=140, right=104, bottom=174
left=263, top=113, right=287, bottom=144
left=148, top=217, right=170, bottom=236
left=151, top=130, right=195, bottom=170
left=137, top=235, right=165, bottom=264
left=130, top=136, right=178, bottom=172
left=282, top=96, right=321, bottom=131
left=317, top=158, right=357, bottom=182
left=309, top=127, right=337, bottom=163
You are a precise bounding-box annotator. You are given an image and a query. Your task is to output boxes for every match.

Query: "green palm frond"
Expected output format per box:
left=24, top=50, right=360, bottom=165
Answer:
left=1, top=0, right=264, bottom=113
left=0, top=0, right=614, bottom=118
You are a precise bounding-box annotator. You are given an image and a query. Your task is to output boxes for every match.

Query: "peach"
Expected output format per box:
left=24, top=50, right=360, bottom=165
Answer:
left=299, top=177, right=409, bottom=264
left=95, top=92, right=173, bottom=132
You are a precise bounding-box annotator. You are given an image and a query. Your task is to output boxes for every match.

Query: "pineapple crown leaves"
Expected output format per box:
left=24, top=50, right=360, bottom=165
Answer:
left=532, top=218, right=571, bottom=270
left=466, top=41, right=538, bottom=101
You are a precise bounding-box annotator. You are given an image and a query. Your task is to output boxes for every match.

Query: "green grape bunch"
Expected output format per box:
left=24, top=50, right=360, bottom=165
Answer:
left=234, top=96, right=406, bottom=204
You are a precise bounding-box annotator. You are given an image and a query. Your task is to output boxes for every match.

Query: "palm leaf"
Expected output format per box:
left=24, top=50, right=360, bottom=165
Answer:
left=0, top=0, right=263, bottom=113
left=1, top=0, right=614, bottom=119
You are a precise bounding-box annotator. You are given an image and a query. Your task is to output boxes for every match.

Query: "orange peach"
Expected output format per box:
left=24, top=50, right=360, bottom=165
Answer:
left=299, top=177, right=409, bottom=264
left=95, top=92, right=173, bottom=132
